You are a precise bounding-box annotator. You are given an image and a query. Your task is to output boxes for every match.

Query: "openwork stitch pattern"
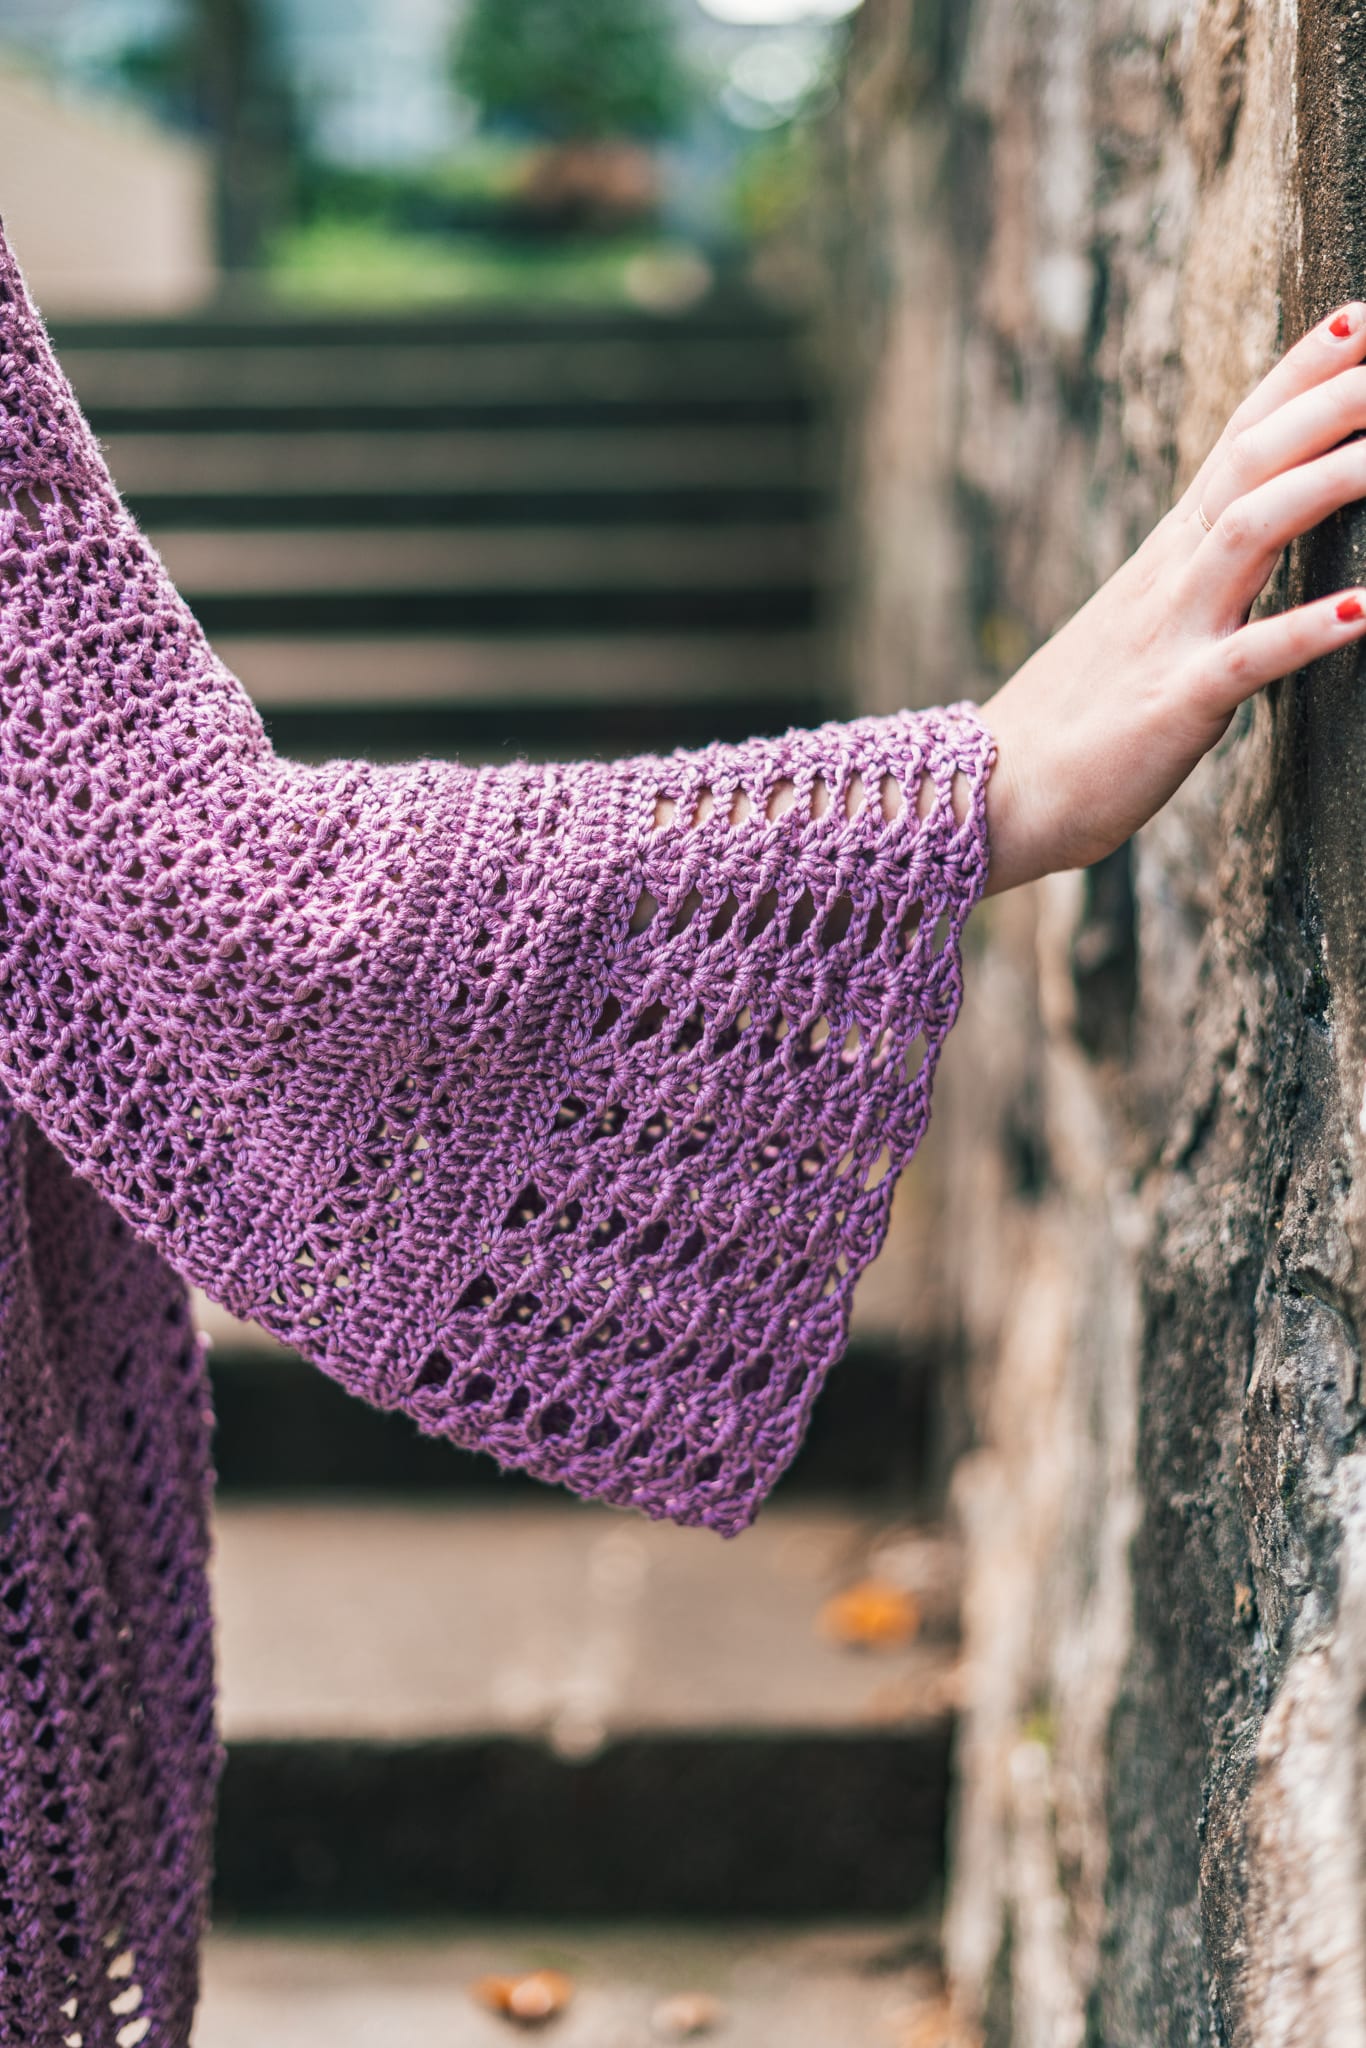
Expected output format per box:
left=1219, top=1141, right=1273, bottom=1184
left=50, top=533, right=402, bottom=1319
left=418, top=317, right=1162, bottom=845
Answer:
left=0, top=218, right=994, bottom=2040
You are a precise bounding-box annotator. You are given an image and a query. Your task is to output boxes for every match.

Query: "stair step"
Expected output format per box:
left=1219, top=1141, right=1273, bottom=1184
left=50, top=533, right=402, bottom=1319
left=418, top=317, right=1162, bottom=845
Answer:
left=89, top=399, right=815, bottom=434
left=257, top=694, right=832, bottom=766
left=216, top=1732, right=950, bottom=1918
left=103, top=426, right=815, bottom=497
left=54, top=303, right=803, bottom=350
left=213, top=629, right=819, bottom=709
left=211, top=1504, right=957, bottom=1917
left=195, top=1921, right=948, bottom=2047
left=191, top=586, right=817, bottom=637
left=154, top=525, right=823, bottom=594
left=128, top=486, right=825, bottom=530
left=214, top=1505, right=957, bottom=1744
left=62, top=336, right=810, bottom=409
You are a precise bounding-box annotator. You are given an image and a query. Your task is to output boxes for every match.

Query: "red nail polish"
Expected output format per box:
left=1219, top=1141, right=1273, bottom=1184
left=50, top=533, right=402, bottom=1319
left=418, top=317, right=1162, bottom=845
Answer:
left=1337, top=595, right=1364, bottom=621
left=1331, top=311, right=1355, bottom=338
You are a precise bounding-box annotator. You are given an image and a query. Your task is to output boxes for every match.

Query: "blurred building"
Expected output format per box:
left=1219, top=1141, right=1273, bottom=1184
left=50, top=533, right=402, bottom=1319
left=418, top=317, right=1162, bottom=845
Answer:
left=0, top=53, right=214, bottom=310
left=0, top=0, right=858, bottom=270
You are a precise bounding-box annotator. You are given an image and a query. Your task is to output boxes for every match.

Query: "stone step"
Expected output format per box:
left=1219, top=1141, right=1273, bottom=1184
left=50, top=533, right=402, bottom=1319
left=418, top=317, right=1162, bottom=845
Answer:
left=195, top=1920, right=950, bottom=2048
left=190, top=583, right=817, bottom=638
left=154, top=524, right=824, bottom=594
left=87, top=397, right=815, bottom=434
left=213, top=1505, right=959, bottom=1744
left=127, top=485, right=825, bottom=531
left=53, top=302, right=802, bottom=351
left=102, top=424, right=815, bottom=498
left=258, top=691, right=833, bottom=768
left=63, top=335, right=808, bottom=410
left=211, top=1503, right=958, bottom=1918
left=213, top=629, right=820, bottom=710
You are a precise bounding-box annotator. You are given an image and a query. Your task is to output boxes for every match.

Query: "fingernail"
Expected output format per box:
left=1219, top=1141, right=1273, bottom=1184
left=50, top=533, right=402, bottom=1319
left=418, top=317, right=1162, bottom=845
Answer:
left=1331, top=309, right=1357, bottom=338
left=1337, top=594, right=1364, bottom=621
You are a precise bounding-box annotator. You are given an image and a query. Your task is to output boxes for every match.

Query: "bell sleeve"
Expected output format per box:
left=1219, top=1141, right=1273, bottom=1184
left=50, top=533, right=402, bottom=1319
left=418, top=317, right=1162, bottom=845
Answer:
left=0, top=222, right=994, bottom=1535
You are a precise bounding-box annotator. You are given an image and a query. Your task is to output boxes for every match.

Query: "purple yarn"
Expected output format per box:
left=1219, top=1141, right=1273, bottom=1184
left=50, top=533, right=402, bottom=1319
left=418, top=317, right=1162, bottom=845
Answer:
left=0, top=218, right=994, bottom=2039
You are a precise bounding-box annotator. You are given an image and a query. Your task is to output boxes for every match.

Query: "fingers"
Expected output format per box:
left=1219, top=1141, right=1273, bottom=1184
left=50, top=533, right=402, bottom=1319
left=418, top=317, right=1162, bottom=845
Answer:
left=1199, top=365, right=1366, bottom=528
left=1197, top=587, right=1366, bottom=718
left=1175, top=301, right=1366, bottom=522
left=1181, top=435, right=1366, bottom=625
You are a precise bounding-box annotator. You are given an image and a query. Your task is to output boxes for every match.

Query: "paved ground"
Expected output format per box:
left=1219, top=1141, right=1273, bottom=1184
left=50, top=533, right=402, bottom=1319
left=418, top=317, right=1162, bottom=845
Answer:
left=194, top=1922, right=951, bottom=2048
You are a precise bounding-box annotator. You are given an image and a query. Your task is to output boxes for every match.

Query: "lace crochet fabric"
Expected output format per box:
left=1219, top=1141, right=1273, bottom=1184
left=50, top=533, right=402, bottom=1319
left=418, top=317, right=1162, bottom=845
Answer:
left=0, top=215, right=994, bottom=2043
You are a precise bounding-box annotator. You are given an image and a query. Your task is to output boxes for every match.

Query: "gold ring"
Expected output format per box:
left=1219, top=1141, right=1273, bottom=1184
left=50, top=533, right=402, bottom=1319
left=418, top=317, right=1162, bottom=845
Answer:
left=1197, top=502, right=1214, bottom=534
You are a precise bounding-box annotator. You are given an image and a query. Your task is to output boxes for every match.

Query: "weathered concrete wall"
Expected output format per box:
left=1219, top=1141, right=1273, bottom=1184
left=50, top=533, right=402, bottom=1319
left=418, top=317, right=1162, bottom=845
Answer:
left=827, top=1, right=1366, bottom=2040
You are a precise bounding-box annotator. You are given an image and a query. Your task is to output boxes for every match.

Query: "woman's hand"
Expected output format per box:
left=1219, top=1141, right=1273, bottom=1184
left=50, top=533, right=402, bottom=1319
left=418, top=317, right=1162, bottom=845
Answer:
left=980, top=302, right=1366, bottom=895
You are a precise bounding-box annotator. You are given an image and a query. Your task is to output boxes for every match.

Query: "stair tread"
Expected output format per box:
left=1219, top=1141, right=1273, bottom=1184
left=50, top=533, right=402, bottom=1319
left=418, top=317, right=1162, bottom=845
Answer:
left=212, top=630, right=819, bottom=707
left=155, top=525, right=823, bottom=594
left=103, top=426, right=814, bottom=496
left=128, top=489, right=824, bottom=531
left=54, top=304, right=801, bottom=348
left=194, top=1922, right=944, bottom=2047
left=64, top=338, right=810, bottom=408
left=212, top=1502, right=958, bottom=1747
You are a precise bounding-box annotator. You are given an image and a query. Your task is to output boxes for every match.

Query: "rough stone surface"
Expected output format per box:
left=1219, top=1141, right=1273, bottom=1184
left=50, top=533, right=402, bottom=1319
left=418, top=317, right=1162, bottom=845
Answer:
left=824, top=0, right=1366, bottom=2040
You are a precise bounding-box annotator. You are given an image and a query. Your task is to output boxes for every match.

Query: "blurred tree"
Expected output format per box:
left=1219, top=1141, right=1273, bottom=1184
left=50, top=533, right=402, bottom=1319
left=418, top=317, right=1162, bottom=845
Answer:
left=453, top=0, right=690, bottom=143
left=187, top=0, right=298, bottom=271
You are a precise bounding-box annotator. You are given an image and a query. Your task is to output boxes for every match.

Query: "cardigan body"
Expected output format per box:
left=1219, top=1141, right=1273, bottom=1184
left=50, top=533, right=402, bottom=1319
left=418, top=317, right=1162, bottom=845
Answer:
left=0, top=220, right=994, bottom=2043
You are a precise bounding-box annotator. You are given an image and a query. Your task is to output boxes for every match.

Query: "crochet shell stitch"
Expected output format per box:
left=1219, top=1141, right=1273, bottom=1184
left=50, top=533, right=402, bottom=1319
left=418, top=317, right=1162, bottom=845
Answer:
left=0, top=216, right=994, bottom=2044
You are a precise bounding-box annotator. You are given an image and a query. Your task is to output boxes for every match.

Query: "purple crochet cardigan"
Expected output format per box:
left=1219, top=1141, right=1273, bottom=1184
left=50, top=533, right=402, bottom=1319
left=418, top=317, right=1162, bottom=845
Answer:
left=0, top=219, right=994, bottom=2042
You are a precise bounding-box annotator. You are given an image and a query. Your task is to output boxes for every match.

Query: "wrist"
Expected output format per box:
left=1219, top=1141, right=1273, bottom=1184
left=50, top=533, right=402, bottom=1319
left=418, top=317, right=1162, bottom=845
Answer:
left=976, top=686, right=1037, bottom=897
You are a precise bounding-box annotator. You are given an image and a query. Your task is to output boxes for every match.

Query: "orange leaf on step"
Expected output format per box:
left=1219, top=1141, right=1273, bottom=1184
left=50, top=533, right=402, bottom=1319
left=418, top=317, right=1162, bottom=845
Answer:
left=470, top=1969, right=576, bottom=2026
left=819, top=1578, right=922, bottom=1650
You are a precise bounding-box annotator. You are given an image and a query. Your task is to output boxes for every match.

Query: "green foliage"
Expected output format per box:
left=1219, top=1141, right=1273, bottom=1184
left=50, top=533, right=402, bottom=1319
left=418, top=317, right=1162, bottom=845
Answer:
left=453, top=0, right=692, bottom=142
left=731, top=125, right=819, bottom=242
left=264, top=219, right=694, bottom=308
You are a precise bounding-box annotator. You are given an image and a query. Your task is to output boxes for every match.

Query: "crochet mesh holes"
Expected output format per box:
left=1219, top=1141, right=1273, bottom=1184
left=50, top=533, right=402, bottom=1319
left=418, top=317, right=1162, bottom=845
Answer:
left=657, top=776, right=844, bottom=835
left=819, top=892, right=855, bottom=952
left=0, top=1464, right=148, bottom=2043
left=864, top=1146, right=894, bottom=1191
left=104, top=1940, right=149, bottom=2047
left=786, top=888, right=817, bottom=944
left=670, top=886, right=704, bottom=938
left=629, top=885, right=665, bottom=937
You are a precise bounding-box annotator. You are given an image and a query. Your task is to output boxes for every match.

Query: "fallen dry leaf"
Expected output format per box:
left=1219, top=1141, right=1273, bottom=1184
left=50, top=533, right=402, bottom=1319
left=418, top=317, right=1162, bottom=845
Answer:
left=820, top=1578, right=921, bottom=1650
left=651, top=1990, right=726, bottom=2037
left=471, top=1969, right=575, bottom=2027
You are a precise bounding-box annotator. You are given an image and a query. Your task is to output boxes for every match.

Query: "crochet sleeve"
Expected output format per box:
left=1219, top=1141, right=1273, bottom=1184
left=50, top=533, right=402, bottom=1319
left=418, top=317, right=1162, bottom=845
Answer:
left=0, top=225, right=994, bottom=1534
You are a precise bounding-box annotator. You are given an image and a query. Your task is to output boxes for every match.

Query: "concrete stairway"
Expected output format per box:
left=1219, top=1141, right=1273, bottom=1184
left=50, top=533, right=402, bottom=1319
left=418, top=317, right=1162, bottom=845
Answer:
left=55, top=302, right=833, bottom=763
left=56, top=303, right=955, bottom=2043
left=210, top=1494, right=958, bottom=1920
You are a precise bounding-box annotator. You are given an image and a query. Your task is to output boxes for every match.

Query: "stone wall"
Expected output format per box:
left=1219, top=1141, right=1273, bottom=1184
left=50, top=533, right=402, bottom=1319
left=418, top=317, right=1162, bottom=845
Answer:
left=826, top=2, right=1366, bottom=2041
